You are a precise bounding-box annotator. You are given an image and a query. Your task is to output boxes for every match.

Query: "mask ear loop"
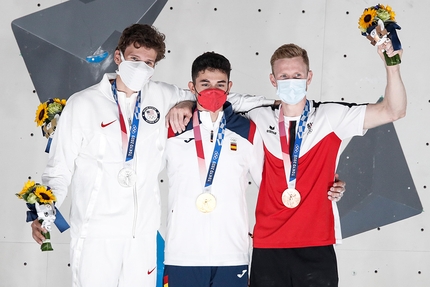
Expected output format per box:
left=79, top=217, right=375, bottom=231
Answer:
left=193, top=84, right=206, bottom=108
left=192, top=84, right=200, bottom=96
left=225, top=78, right=231, bottom=95
left=119, top=51, right=126, bottom=62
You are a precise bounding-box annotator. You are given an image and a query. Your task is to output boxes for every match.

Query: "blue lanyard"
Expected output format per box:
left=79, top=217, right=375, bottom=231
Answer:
left=289, top=100, right=310, bottom=182
left=192, top=110, right=227, bottom=189
left=111, top=80, right=141, bottom=162
left=205, top=115, right=227, bottom=187
left=279, top=100, right=310, bottom=186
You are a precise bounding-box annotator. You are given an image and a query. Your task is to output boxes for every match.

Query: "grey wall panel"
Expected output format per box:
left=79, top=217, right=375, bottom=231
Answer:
left=11, top=0, right=167, bottom=103
left=337, top=122, right=422, bottom=238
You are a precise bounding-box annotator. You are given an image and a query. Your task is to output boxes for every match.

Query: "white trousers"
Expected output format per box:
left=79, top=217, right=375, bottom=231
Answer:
left=70, top=234, right=157, bottom=287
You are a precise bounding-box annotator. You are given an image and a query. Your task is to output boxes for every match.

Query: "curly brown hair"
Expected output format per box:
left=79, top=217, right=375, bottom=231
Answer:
left=117, top=24, right=166, bottom=63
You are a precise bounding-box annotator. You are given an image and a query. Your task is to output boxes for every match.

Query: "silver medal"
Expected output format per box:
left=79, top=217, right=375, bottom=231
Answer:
left=118, top=168, right=137, bottom=187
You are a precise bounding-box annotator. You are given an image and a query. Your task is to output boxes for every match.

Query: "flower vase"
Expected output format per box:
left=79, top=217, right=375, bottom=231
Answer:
left=383, top=51, right=401, bottom=66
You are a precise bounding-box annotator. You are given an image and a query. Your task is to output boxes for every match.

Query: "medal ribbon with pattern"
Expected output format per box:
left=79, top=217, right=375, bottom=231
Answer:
left=278, top=100, right=310, bottom=191
left=192, top=109, right=227, bottom=192
left=111, top=80, right=142, bottom=163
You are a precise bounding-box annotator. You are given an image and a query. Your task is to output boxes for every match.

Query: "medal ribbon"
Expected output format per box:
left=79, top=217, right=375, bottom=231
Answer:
left=192, top=109, right=227, bottom=192
left=111, top=80, right=141, bottom=164
left=278, top=100, right=310, bottom=190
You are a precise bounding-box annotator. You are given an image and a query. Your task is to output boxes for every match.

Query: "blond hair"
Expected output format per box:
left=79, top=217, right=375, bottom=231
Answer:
left=270, top=44, right=310, bottom=74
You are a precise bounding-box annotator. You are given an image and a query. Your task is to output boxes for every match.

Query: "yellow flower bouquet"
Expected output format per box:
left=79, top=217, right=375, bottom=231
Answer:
left=358, top=4, right=402, bottom=66
left=35, top=98, right=67, bottom=152
left=16, top=180, right=57, bottom=251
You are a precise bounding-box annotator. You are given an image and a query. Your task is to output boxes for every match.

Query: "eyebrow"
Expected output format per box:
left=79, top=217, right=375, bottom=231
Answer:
left=128, top=54, right=155, bottom=63
left=127, top=53, right=140, bottom=59
left=198, top=79, right=227, bottom=84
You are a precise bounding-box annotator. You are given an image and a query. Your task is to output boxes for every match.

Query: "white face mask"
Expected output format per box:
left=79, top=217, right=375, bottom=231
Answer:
left=276, top=79, right=307, bottom=105
left=116, top=52, right=154, bottom=91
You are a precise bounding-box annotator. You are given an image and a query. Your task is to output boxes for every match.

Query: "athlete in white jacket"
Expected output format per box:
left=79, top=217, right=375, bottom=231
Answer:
left=163, top=52, right=263, bottom=287
left=30, top=24, right=273, bottom=287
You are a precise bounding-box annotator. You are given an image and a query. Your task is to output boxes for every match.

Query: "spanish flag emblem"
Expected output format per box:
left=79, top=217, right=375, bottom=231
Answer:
left=230, top=139, right=237, bottom=151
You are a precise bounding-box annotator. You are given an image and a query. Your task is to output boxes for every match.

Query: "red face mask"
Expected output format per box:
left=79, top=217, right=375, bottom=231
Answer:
left=196, top=88, right=227, bottom=112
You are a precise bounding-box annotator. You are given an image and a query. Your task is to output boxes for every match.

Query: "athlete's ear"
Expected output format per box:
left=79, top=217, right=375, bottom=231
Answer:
left=306, top=70, right=313, bottom=88
left=188, top=81, right=196, bottom=94
left=114, top=49, right=121, bottom=65
left=270, top=73, right=277, bottom=88
left=226, top=81, right=233, bottom=94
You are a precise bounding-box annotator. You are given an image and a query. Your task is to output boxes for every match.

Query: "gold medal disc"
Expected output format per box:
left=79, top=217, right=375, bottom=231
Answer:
left=196, top=193, right=217, bottom=213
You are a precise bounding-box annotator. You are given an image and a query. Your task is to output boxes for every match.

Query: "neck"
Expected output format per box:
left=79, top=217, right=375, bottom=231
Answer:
left=281, top=98, right=307, bottom=117
left=210, top=111, right=220, bottom=122
left=196, top=103, right=223, bottom=122
left=116, top=76, right=135, bottom=98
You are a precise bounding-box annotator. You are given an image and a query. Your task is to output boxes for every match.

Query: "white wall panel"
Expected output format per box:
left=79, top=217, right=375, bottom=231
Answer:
left=338, top=249, right=430, bottom=287
left=2, top=0, right=428, bottom=286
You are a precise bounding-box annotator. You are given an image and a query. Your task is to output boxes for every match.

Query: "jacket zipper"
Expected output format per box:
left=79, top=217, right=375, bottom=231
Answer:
left=132, top=152, right=138, bottom=238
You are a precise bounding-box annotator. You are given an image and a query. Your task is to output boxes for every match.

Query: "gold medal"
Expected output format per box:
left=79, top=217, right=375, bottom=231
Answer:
left=196, top=193, right=217, bottom=213
left=282, top=188, right=301, bottom=208
left=118, top=168, right=137, bottom=187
